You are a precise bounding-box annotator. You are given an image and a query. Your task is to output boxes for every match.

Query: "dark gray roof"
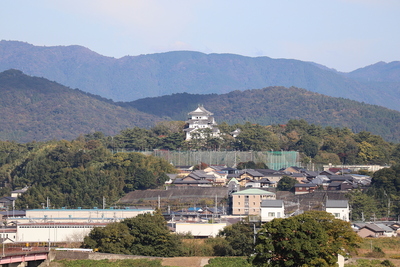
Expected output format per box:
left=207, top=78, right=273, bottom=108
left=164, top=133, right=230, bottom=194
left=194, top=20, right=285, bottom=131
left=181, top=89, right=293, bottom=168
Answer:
left=304, top=171, right=319, bottom=177
left=320, top=170, right=335, bottom=175
left=222, top=167, right=237, bottom=171
left=255, top=169, right=279, bottom=175
left=0, top=197, right=16, bottom=203
left=328, top=175, right=353, bottom=181
left=291, top=173, right=306, bottom=177
left=187, top=170, right=215, bottom=180
left=361, top=224, right=385, bottom=233
left=294, top=183, right=317, bottom=187
left=261, top=200, right=283, bottom=207
left=240, top=170, right=264, bottom=177
left=326, top=200, right=348, bottom=208
left=172, top=179, right=211, bottom=184
left=328, top=181, right=343, bottom=187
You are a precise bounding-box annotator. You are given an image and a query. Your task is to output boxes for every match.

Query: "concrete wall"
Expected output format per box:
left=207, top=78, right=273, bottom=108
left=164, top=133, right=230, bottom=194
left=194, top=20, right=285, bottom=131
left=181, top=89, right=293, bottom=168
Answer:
left=175, top=222, right=226, bottom=237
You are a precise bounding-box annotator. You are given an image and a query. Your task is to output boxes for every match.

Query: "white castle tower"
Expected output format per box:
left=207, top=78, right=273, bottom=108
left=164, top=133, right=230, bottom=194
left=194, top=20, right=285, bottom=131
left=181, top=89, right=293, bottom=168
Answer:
left=184, top=105, right=220, bottom=140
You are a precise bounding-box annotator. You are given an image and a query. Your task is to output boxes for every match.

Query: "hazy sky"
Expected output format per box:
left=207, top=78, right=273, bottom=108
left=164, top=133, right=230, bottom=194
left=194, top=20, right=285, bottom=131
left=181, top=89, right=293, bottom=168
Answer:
left=2, top=0, right=399, bottom=72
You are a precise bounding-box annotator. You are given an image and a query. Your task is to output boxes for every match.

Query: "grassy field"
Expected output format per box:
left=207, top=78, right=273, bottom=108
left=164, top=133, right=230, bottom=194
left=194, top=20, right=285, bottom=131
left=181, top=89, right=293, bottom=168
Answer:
left=49, top=237, right=400, bottom=267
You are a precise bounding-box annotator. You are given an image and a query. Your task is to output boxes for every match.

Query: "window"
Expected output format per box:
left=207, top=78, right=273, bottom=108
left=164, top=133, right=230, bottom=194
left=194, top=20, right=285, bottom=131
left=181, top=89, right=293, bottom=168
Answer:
left=268, top=212, right=275, bottom=217
left=334, top=213, right=340, bottom=218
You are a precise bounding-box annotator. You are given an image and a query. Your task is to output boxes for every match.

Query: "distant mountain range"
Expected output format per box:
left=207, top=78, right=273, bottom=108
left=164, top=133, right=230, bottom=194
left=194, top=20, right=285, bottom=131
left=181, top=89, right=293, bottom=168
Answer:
left=0, top=69, right=399, bottom=143
left=1, top=40, right=399, bottom=111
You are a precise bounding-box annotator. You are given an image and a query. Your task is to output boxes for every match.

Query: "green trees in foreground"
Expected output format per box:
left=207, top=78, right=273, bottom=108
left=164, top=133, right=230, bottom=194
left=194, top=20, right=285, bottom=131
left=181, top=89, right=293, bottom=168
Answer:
left=83, top=210, right=360, bottom=266
left=83, top=211, right=183, bottom=257
left=252, top=211, right=361, bottom=267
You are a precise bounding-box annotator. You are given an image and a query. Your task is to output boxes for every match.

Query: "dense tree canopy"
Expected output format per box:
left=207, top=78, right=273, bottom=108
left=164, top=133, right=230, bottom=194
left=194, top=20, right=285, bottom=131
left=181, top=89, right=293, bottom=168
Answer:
left=217, top=220, right=255, bottom=256
left=277, top=175, right=297, bottom=191
left=100, top=119, right=399, bottom=166
left=83, top=211, right=183, bottom=257
left=252, top=211, right=361, bottom=267
left=7, top=139, right=175, bottom=209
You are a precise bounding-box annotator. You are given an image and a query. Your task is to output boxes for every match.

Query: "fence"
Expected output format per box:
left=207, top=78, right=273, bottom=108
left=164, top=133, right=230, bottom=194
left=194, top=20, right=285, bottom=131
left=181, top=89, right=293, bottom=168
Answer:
left=147, top=150, right=300, bottom=170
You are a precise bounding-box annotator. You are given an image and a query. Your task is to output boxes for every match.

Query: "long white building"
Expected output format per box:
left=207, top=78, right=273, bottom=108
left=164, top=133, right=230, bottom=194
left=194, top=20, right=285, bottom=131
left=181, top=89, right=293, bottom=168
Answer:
left=9, top=208, right=154, bottom=243
left=14, top=208, right=154, bottom=223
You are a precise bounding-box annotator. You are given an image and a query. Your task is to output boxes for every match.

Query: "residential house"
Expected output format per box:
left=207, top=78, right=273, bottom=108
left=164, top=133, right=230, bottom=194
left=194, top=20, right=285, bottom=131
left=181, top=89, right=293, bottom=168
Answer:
left=258, top=172, right=285, bottom=187
left=294, top=183, right=318, bottom=195
left=310, top=175, right=330, bottom=189
left=221, top=167, right=239, bottom=175
left=0, top=197, right=15, bottom=209
left=376, top=224, right=396, bottom=237
left=290, top=173, right=307, bottom=183
left=319, top=170, right=336, bottom=176
left=231, top=188, right=276, bottom=215
left=260, top=200, right=284, bottom=222
left=227, top=178, right=240, bottom=193
left=281, top=166, right=305, bottom=174
left=357, top=224, right=385, bottom=238
left=172, top=170, right=213, bottom=187
left=325, top=200, right=350, bottom=221
left=238, top=170, right=265, bottom=182
left=245, top=180, right=261, bottom=188
left=174, top=165, right=194, bottom=175
left=11, top=187, right=28, bottom=198
left=327, top=181, right=344, bottom=191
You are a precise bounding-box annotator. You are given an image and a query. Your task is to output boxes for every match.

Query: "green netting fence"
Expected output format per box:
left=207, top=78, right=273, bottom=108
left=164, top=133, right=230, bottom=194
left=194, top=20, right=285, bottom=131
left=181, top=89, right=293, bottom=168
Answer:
left=145, top=150, right=300, bottom=170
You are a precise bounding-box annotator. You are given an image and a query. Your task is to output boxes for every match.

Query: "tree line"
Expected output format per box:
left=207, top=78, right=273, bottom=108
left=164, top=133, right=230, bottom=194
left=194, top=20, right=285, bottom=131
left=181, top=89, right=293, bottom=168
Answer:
left=0, top=119, right=399, bottom=209
left=0, top=138, right=175, bottom=209
left=83, top=210, right=361, bottom=266
left=87, top=119, right=399, bottom=166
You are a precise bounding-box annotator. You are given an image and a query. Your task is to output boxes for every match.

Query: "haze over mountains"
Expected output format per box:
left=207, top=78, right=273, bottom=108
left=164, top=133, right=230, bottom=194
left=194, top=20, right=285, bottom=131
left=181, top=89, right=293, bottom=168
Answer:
left=0, top=69, right=399, bottom=143
left=1, top=40, right=399, bottom=111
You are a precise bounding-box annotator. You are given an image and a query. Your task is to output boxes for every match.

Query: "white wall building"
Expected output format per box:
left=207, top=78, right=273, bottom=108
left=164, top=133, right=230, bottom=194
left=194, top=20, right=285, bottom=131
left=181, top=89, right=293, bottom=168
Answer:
left=260, top=200, right=284, bottom=222
left=184, top=105, right=220, bottom=140
left=325, top=200, right=350, bottom=221
left=13, top=208, right=153, bottom=223
left=17, top=222, right=107, bottom=243
left=175, top=222, right=227, bottom=238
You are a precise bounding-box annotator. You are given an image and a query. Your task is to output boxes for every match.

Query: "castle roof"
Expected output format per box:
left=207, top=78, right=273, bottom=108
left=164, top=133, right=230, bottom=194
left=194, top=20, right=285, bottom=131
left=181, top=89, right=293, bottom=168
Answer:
left=188, top=105, right=213, bottom=116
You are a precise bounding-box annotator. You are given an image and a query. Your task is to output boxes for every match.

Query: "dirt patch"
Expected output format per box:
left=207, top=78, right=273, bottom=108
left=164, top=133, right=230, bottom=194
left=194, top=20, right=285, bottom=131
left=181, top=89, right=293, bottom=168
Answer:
left=347, top=257, right=400, bottom=267
left=162, top=257, right=212, bottom=267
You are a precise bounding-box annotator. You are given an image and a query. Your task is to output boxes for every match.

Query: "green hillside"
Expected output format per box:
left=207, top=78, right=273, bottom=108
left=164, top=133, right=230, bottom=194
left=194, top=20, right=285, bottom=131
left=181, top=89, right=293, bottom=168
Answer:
left=128, top=88, right=400, bottom=143
left=0, top=69, right=160, bottom=142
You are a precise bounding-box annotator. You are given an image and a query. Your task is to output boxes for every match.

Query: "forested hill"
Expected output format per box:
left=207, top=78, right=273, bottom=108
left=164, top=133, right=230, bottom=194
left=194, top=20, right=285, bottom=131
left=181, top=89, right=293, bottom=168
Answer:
left=127, top=88, right=400, bottom=143
left=0, top=41, right=399, bottom=111
left=0, top=69, right=160, bottom=142
left=1, top=69, right=400, bottom=143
